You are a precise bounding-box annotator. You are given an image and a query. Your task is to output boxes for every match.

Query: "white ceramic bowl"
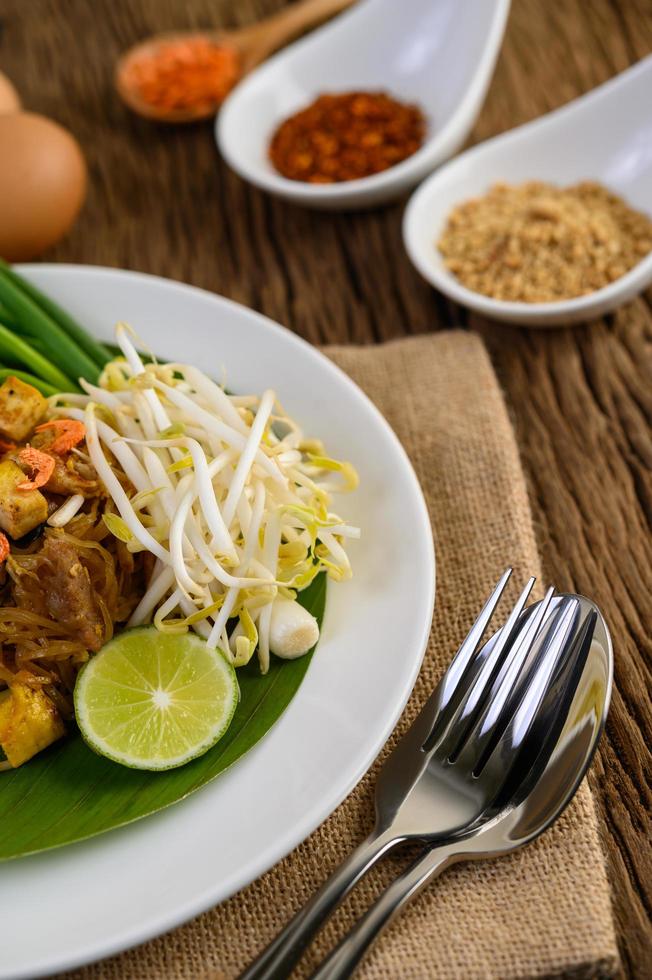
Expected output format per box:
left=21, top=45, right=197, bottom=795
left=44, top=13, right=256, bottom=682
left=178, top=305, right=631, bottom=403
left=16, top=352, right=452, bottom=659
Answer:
left=403, top=56, right=652, bottom=327
left=217, top=0, right=511, bottom=210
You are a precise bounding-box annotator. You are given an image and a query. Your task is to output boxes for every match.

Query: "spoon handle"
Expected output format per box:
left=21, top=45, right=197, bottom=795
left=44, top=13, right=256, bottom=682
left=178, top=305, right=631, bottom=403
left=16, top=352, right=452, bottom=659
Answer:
left=308, top=842, right=462, bottom=980
left=238, top=828, right=397, bottom=980
left=236, top=0, right=357, bottom=70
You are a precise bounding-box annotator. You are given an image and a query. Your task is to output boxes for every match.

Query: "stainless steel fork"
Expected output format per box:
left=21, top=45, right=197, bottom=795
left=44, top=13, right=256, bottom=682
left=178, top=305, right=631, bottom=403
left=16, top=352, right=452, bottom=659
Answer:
left=310, top=595, right=606, bottom=980
left=240, top=570, right=576, bottom=980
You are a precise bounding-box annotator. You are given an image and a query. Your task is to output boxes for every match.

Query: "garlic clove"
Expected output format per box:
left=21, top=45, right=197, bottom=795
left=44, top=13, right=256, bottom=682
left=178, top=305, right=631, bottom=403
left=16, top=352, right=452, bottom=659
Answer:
left=269, top=597, right=320, bottom=660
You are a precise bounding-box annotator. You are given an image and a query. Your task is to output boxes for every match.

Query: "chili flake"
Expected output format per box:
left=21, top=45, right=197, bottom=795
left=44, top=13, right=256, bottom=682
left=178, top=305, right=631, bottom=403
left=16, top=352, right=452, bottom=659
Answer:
left=269, top=91, right=426, bottom=184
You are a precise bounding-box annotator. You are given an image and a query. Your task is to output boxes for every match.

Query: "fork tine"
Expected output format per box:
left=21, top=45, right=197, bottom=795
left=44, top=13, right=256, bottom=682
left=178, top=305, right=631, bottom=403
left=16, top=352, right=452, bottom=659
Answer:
left=426, top=576, right=536, bottom=755
left=431, top=568, right=513, bottom=723
left=476, top=598, right=582, bottom=779
left=416, top=569, right=514, bottom=753
left=448, top=586, right=556, bottom=768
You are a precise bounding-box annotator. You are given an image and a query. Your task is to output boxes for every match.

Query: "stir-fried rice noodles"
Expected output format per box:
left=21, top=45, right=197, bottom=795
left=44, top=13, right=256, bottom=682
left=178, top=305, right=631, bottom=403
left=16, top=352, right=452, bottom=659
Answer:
left=0, top=325, right=358, bottom=770
left=0, top=480, right=150, bottom=721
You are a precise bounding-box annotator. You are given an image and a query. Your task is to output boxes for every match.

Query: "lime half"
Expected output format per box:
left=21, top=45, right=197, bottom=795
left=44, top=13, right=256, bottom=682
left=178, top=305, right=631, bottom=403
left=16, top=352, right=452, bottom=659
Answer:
left=74, top=628, right=238, bottom=771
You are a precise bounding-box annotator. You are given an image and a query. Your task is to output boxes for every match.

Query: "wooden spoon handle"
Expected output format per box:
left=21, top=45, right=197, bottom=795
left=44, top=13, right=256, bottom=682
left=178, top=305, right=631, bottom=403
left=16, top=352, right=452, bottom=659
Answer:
left=234, top=0, right=357, bottom=71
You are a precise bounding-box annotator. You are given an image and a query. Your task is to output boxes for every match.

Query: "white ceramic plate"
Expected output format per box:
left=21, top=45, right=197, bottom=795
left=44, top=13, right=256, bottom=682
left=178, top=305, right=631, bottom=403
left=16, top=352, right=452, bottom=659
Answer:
left=0, top=266, right=435, bottom=979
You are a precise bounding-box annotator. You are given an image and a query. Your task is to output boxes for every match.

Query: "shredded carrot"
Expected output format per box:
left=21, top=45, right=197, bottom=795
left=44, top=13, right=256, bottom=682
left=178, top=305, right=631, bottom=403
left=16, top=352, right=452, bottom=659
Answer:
left=35, top=419, right=86, bottom=455
left=0, top=532, right=9, bottom=563
left=17, top=447, right=56, bottom=491
left=0, top=438, right=16, bottom=454
left=123, top=37, right=241, bottom=113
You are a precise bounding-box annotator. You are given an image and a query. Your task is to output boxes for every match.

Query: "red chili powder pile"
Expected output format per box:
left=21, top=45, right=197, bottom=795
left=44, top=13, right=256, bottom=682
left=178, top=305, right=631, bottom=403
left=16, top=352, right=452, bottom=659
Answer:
left=124, top=37, right=241, bottom=115
left=269, top=91, right=426, bottom=183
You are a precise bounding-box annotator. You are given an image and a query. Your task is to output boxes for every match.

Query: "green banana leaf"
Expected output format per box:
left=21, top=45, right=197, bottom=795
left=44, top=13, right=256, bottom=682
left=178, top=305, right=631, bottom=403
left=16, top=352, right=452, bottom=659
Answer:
left=0, top=574, right=326, bottom=861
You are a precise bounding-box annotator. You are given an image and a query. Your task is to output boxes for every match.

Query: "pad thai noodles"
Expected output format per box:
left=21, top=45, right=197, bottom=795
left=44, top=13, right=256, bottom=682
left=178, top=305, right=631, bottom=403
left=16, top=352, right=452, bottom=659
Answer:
left=0, top=324, right=358, bottom=769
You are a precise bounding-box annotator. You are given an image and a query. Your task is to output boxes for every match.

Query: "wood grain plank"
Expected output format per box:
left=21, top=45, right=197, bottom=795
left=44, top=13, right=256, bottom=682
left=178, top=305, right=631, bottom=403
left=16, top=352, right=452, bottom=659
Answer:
left=0, top=0, right=650, bottom=975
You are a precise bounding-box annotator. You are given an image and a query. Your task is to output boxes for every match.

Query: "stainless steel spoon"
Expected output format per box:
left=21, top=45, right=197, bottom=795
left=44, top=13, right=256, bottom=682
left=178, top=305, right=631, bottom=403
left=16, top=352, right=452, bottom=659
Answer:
left=310, top=593, right=612, bottom=979
left=241, top=572, right=610, bottom=980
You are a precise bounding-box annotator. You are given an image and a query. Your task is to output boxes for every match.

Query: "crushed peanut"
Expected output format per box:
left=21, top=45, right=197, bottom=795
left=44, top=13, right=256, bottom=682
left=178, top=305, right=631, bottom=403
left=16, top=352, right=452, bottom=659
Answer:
left=437, top=181, right=652, bottom=302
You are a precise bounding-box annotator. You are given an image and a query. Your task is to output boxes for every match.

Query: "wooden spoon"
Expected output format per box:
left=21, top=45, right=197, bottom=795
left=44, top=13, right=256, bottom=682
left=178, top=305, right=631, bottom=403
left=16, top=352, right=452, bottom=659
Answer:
left=115, top=0, right=356, bottom=123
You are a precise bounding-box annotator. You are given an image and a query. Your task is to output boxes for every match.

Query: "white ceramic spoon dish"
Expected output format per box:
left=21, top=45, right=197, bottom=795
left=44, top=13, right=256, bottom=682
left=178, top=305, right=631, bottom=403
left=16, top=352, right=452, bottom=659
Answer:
left=217, top=0, right=511, bottom=210
left=403, top=56, right=652, bottom=327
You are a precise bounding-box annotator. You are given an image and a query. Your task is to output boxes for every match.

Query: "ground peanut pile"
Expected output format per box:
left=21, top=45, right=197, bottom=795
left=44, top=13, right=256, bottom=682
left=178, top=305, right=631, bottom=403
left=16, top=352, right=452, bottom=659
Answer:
left=437, top=181, right=652, bottom=302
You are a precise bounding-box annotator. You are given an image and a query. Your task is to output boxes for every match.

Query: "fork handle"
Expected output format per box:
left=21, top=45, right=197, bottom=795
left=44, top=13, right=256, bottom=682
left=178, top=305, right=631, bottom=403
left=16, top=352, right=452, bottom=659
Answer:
left=308, top=841, right=462, bottom=980
left=239, top=829, right=398, bottom=980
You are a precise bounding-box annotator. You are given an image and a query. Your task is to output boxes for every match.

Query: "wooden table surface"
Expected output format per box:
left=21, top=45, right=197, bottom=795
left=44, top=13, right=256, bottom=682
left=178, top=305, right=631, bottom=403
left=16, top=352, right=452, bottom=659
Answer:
left=2, top=0, right=651, bottom=976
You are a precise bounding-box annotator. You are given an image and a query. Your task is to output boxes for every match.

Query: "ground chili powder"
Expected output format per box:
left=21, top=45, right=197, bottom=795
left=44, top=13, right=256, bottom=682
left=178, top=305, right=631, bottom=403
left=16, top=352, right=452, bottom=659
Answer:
left=269, top=91, right=426, bottom=183
left=123, top=37, right=241, bottom=115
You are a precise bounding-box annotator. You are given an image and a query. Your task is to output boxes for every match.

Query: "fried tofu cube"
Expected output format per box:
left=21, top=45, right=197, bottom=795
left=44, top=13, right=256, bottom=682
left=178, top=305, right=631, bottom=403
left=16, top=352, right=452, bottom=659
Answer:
left=0, top=459, right=48, bottom=538
left=0, top=375, right=47, bottom=441
left=0, top=684, right=65, bottom=768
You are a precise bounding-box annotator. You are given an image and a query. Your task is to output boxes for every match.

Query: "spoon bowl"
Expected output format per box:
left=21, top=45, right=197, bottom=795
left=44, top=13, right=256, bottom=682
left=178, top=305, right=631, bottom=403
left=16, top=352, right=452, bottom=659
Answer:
left=468, top=593, right=612, bottom=846
left=115, top=0, right=356, bottom=124
left=115, top=32, right=238, bottom=124
left=217, top=0, right=511, bottom=210
left=403, top=56, right=652, bottom=326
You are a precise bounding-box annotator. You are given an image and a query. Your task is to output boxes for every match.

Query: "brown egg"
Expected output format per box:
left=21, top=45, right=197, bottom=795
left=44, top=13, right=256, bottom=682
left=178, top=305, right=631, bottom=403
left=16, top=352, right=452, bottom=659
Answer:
left=0, top=112, right=87, bottom=261
left=0, top=72, right=21, bottom=114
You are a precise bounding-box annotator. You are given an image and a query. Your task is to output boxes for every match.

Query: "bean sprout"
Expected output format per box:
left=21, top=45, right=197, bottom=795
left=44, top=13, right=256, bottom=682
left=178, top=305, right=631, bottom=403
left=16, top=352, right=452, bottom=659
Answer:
left=53, top=325, right=359, bottom=672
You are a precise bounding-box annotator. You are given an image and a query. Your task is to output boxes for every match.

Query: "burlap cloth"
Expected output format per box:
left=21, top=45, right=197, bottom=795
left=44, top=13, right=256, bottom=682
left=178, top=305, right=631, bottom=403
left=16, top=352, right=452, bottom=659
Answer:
left=62, top=333, right=618, bottom=980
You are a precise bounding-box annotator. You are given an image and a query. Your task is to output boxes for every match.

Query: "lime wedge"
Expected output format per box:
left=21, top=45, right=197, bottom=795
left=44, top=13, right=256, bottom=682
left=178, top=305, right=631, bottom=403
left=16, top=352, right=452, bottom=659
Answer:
left=74, top=628, right=238, bottom=771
